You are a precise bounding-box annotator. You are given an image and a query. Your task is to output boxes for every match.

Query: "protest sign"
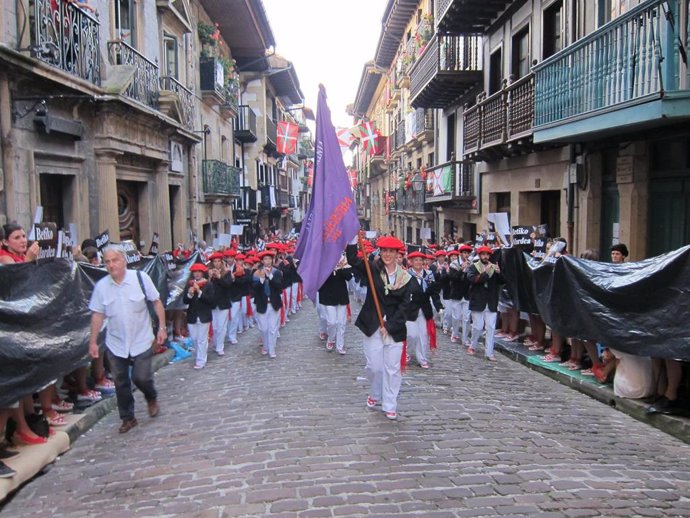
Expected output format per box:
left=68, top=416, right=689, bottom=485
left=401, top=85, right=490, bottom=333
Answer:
left=512, top=226, right=533, bottom=248
left=34, top=222, right=59, bottom=262
left=95, top=229, right=110, bottom=251
left=218, top=233, right=232, bottom=247
left=230, top=225, right=244, bottom=236
left=488, top=212, right=511, bottom=245
left=27, top=206, right=43, bottom=241
left=420, top=227, right=432, bottom=240
left=120, top=240, right=141, bottom=265
left=148, top=232, right=160, bottom=256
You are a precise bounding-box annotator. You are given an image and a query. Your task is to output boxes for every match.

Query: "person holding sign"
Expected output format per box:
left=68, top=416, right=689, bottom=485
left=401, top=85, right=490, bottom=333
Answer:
left=88, top=245, right=166, bottom=433
left=0, top=223, right=39, bottom=264
left=467, top=246, right=504, bottom=362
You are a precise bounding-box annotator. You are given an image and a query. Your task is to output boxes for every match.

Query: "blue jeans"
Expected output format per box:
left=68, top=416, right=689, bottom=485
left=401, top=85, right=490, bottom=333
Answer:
left=108, top=348, right=157, bottom=421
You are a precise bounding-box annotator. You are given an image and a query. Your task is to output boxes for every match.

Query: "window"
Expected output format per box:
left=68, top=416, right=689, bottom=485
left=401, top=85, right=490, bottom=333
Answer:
left=511, top=27, right=530, bottom=79
left=416, top=157, right=422, bottom=170
left=163, top=34, right=178, bottom=78
left=115, top=0, right=136, bottom=46
left=427, top=152, right=434, bottom=167
left=489, top=47, right=503, bottom=94
left=543, top=0, right=563, bottom=59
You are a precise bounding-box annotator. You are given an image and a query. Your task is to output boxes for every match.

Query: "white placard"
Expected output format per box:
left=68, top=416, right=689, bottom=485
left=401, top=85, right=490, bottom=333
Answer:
left=28, top=206, right=43, bottom=240
left=420, top=227, right=432, bottom=240
left=365, top=231, right=377, bottom=239
left=212, top=238, right=220, bottom=249
left=218, top=233, right=233, bottom=246
left=230, top=225, right=244, bottom=236
left=488, top=212, right=511, bottom=246
left=68, top=223, right=78, bottom=249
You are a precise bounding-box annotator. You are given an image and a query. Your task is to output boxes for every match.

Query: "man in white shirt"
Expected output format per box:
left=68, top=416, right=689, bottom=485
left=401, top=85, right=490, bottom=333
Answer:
left=88, top=245, right=167, bottom=433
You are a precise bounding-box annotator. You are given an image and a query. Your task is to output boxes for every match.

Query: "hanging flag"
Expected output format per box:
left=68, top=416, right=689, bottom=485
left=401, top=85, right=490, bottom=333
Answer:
left=427, top=165, right=453, bottom=196
left=353, top=120, right=380, bottom=156
left=336, top=127, right=355, bottom=148
left=347, top=167, right=358, bottom=189
left=276, top=121, right=299, bottom=154
left=294, top=85, right=360, bottom=300
left=305, top=160, right=314, bottom=187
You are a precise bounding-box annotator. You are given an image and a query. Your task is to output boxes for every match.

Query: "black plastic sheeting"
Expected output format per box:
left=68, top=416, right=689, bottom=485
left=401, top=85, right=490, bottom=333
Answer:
left=0, top=253, right=201, bottom=408
left=499, top=246, right=690, bottom=359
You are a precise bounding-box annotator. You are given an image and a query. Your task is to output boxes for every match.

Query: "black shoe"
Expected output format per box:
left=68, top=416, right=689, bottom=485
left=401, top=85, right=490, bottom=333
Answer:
left=0, top=461, right=16, bottom=479
left=0, top=449, right=19, bottom=460
left=646, top=397, right=682, bottom=415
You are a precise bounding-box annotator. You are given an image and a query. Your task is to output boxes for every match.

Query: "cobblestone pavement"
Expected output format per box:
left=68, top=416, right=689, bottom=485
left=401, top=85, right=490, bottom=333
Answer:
left=5, top=303, right=690, bottom=517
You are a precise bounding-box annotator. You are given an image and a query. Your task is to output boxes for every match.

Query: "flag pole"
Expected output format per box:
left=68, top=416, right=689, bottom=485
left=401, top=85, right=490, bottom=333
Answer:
left=357, top=233, right=385, bottom=330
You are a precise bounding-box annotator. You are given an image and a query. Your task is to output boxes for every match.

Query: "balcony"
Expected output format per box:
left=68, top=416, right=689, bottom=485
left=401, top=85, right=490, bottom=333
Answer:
left=393, top=187, right=428, bottom=214
left=220, top=83, right=239, bottom=119
left=159, top=76, right=195, bottom=132
left=425, top=160, right=477, bottom=210
left=414, top=108, right=434, bottom=142
left=395, top=122, right=406, bottom=151
left=28, top=0, right=101, bottom=85
left=238, top=187, right=258, bottom=212
left=199, top=57, right=225, bottom=105
left=265, top=116, right=277, bottom=151
left=436, top=0, right=514, bottom=33
left=463, top=73, right=535, bottom=160
left=370, top=135, right=389, bottom=173
left=234, top=105, right=257, bottom=142
left=202, top=160, right=241, bottom=198
left=108, top=40, right=159, bottom=109
left=410, top=33, right=483, bottom=109
left=533, top=0, right=690, bottom=143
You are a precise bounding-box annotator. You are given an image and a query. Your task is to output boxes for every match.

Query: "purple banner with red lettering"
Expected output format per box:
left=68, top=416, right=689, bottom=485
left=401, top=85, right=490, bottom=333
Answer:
left=294, top=85, right=360, bottom=300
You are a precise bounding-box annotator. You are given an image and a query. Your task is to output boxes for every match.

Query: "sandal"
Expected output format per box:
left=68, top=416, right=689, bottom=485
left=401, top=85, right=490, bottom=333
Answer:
left=567, top=363, right=582, bottom=371
left=528, top=344, right=544, bottom=351
left=466, top=347, right=475, bottom=356
left=486, top=355, right=497, bottom=362
left=541, top=354, right=561, bottom=363
left=51, top=400, right=74, bottom=412
left=581, top=368, right=594, bottom=376
left=47, top=414, right=66, bottom=426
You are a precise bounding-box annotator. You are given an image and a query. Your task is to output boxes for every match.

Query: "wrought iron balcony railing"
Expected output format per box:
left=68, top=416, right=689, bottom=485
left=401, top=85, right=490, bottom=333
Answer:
left=463, top=73, right=535, bottom=158
left=534, top=0, right=675, bottom=128
left=393, top=187, right=427, bottom=213
left=160, top=76, right=195, bottom=131
left=410, top=33, right=483, bottom=108
left=29, top=0, right=101, bottom=85
left=234, top=105, right=258, bottom=142
left=108, top=40, right=159, bottom=109
left=202, top=160, right=241, bottom=198
left=266, top=117, right=277, bottom=148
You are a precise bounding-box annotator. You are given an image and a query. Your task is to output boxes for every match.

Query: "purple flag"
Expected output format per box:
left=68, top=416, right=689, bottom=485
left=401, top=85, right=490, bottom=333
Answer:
left=294, top=85, right=360, bottom=300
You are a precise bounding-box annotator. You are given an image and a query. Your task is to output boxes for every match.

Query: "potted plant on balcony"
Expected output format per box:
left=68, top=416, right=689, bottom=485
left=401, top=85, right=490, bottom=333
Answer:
left=198, top=22, right=221, bottom=58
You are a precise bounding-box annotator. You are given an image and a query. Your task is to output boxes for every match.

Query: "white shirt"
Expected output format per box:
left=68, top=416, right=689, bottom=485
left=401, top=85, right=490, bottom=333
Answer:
left=610, top=348, right=654, bottom=399
left=89, top=270, right=160, bottom=358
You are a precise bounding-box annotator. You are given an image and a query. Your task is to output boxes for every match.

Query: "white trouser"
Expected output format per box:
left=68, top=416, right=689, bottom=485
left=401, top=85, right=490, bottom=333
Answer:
left=211, top=308, right=229, bottom=353
left=189, top=320, right=210, bottom=367
left=471, top=307, right=497, bottom=357
left=363, top=331, right=403, bottom=413
left=291, top=282, right=299, bottom=313
left=255, top=305, right=280, bottom=356
left=316, top=295, right=328, bottom=334
left=406, top=311, right=429, bottom=365
left=226, top=300, right=242, bottom=341
left=442, top=295, right=453, bottom=330
left=451, top=298, right=471, bottom=343
left=324, top=304, right=347, bottom=351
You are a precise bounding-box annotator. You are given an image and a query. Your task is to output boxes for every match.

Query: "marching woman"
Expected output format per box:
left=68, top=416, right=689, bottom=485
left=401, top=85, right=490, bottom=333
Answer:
left=207, top=252, right=232, bottom=356
left=317, top=255, right=353, bottom=354
left=184, top=263, right=215, bottom=369
left=253, top=250, right=283, bottom=359
left=224, top=249, right=248, bottom=345
left=346, top=235, right=418, bottom=420
left=405, top=251, right=444, bottom=369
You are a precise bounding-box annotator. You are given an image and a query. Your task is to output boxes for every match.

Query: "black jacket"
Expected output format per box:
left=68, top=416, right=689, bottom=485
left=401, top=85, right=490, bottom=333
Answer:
left=406, top=269, right=443, bottom=321
left=227, top=264, right=251, bottom=302
left=183, top=281, right=214, bottom=324
left=252, top=267, right=284, bottom=313
left=318, top=267, right=352, bottom=306
left=447, top=261, right=471, bottom=300
left=346, top=244, right=417, bottom=342
left=209, top=271, right=234, bottom=310
left=466, top=261, right=504, bottom=312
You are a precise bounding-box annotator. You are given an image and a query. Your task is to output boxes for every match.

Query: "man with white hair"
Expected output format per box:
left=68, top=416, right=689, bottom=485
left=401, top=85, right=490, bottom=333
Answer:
left=88, top=245, right=167, bottom=433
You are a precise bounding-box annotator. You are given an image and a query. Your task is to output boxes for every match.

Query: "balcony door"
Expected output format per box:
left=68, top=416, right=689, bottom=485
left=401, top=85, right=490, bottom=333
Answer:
left=115, top=0, right=137, bottom=46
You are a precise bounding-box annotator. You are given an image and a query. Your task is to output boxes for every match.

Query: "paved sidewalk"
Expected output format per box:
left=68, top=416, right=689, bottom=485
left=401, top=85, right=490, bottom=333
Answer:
left=3, top=303, right=690, bottom=517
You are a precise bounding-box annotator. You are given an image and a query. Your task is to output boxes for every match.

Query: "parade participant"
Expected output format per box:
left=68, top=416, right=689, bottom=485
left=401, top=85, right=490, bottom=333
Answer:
left=223, top=249, right=248, bottom=344
left=467, top=245, right=503, bottom=361
left=88, top=245, right=166, bottom=433
left=405, top=251, right=443, bottom=369
left=252, top=250, right=283, bottom=358
left=0, top=223, right=39, bottom=264
left=431, top=250, right=452, bottom=333
left=346, top=235, right=417, bottom=420
left=448, top=245, right=473, bottom=346
left=317, top=255, right=353, bottom=354
left=184, top=263, right=215, bottom=369
left=207, top=253, right=232, bottom=356
left=239, top=255, right=257, bottom=332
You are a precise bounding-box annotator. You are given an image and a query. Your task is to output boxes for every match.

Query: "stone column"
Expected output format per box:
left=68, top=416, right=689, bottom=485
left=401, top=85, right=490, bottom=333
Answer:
left=94, top=151, right=121, bottom=241
left=152, top=161, right=173, bottom=252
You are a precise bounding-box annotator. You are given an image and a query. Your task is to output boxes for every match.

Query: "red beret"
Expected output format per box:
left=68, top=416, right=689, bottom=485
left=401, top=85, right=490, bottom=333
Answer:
left=190, top=263, right=208, bottom=272
left=235, top=253, right=246, bottom=260
left=459, top=244, right=473, bottom=252
left=407, top=251, right=426, bottom=260
left=208, top=252, right=224, bottom=261
left=435, top=250, right=447, bottom=257
left=476, top=246, right=493, bottom=255
left=258, top=250, right=275, bottom=259
left=447, top=248, right=460, bottom=256
left=377, top=236, right=404, bottom=250
left=223, top=249, right=237, bottom=257
left=426, top=254, right=435, bottom=260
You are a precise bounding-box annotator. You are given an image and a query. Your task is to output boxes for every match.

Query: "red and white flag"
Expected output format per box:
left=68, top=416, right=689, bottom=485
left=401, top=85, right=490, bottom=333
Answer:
left=277, top=121, right=299, bottom=154
left=336, top=127, right=355, bottom=148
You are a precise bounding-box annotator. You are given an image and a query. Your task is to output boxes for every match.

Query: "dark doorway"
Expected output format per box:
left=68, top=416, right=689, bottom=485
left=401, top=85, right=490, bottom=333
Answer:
left=117, top=180, right=141, bottom=244
left=39, top=174, right=71, bottom=229
left=446, top=113, right=455, bottom=161
left=540, top=190, right=561, bottom=238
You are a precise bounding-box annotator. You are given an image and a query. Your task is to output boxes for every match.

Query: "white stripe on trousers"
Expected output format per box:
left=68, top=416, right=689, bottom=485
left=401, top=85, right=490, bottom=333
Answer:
left=363, top=332, right=403, bottom=413
left=451, top=298, right=471, bottom=342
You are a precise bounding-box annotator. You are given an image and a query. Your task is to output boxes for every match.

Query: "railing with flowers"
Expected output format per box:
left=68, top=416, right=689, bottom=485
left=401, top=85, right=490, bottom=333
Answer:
left=30, top=0, right=101, bottom=85
left=160, top=76, right=196, bottom=131
left=108, top=40, right=159, bottom=108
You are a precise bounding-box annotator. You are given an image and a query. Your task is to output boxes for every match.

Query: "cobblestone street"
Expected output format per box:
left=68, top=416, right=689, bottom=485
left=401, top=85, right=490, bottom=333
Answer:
left=4, top=303, right=690, bottom=517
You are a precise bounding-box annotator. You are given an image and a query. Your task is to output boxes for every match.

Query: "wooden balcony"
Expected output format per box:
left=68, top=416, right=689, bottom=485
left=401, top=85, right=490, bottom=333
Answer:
left=265, top=116, right=277, bottom=152
left=424, top=160, right=477, bottom=210
left=202, top=160, right=241, bottom=198
left=463, top=73, right=535, bottom=161
left=233, top=105, right=257, bottom=142
left=436, top=0, right=514, bottom=33
left=27, top=0, right=101, bottom=85
left=108, top=40, right=159, bottom=109
left=410, top=33, right=483, bottom=109
left=533, top=0, right=690, bottom=143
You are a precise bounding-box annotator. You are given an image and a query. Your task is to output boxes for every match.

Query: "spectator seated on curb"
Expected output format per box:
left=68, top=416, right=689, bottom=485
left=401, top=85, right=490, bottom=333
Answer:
left=610, top=348, right=654, bottom=400
left=647, top=359, right=686, bottom=415
left=592, top=348, right=616, bottom=384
